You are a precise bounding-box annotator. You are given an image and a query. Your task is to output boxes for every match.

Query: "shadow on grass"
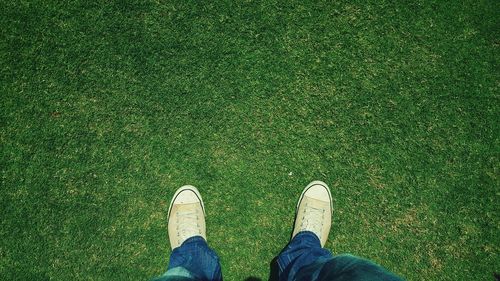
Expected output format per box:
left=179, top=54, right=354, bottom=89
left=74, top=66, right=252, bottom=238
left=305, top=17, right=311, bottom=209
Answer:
left=242, top=254, right=280, bottom=281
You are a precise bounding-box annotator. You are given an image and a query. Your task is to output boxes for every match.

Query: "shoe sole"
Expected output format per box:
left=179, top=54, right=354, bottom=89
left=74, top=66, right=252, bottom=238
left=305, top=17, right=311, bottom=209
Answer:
left=167, top=185, right=206, bottom=221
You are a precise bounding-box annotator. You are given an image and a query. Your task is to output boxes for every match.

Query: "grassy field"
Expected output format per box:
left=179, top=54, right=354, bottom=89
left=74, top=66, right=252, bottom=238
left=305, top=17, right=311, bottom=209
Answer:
left=1, top=0, right=499, bottom=280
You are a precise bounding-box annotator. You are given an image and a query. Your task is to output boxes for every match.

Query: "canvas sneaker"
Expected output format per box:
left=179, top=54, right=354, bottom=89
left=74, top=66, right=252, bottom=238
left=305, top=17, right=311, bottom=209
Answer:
left=167, top=185, right=206, bottom=249
left=292, top=181, right=332, bottom=247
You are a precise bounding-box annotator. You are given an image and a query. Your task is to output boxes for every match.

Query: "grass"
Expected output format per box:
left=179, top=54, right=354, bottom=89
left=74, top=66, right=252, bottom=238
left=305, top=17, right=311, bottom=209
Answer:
left=1, top=0, right=498, bottom=280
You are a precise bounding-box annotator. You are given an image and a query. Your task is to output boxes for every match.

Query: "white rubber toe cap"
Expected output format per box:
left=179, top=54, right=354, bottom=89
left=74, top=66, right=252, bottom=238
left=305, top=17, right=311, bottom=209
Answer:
left=175, top=188, right=201, bottom=204
left=305, top=183, right=330, bottom=201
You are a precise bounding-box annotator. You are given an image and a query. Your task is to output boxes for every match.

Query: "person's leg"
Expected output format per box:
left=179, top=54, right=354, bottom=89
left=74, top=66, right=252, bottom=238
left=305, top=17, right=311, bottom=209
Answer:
left=274, top=181, right=333, bottom=280
left=152, top=185, right=222, bottom=281
left=274, top=181, right=403, bottom=281
left=276, top=231, right=333, bottom=280
left=294, top=254, right=403, bottom=281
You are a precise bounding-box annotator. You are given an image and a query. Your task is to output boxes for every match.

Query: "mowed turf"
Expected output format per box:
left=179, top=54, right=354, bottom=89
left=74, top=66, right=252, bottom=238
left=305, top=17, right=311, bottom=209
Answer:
left=1, top=0, right=498, bottom=280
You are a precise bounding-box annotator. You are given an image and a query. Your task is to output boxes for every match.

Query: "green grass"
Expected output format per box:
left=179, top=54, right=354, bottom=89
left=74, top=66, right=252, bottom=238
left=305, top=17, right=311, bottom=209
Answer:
left=1, top=0, right=499, bottom=280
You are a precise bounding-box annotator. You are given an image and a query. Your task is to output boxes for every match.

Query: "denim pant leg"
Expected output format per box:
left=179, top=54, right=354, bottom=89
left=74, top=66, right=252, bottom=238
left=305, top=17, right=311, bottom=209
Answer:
left=153, top=236, right=222, bottom=281
left=276, top=231, right=333, bottom=281
left=276, top=231, right=403, bottom=281
left=295, top=254, right=404, bottom=281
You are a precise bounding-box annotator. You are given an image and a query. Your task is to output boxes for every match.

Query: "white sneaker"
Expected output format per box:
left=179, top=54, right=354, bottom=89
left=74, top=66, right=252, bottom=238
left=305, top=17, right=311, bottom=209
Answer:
left=167, top=185, right=206, bottom=249
left=292, top=181, right=332, bottom=247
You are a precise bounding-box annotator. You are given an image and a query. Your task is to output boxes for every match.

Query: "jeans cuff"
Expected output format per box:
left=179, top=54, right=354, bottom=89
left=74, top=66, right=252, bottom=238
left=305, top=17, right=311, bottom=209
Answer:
left=292, top=231, right=322, bottom=247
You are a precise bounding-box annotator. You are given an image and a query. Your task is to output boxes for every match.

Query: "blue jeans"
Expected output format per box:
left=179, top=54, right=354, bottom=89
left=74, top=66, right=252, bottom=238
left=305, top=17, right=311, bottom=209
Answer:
left=152, top=232, right=403, bottom=281
left=276, top=231, right=403, bottom=281
left=152, top=236, right=222, bottom=281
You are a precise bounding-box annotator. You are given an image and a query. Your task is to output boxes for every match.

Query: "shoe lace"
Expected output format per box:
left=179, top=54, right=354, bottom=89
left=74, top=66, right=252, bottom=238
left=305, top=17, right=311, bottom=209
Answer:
left=176, top=209, right=201, bottom=240
left=301, top=204, right=325, bottom=239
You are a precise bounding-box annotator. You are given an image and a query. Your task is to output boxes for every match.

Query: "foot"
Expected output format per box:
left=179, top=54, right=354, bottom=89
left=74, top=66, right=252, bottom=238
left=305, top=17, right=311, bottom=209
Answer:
left=292, top=181, right=332, bottom=247
left=167, top=185, right=206, bottom=249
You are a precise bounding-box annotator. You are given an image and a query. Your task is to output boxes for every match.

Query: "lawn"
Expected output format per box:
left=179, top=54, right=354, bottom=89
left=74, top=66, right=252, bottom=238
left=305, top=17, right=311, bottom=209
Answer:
left=1, top=0, right=498, bottom=280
